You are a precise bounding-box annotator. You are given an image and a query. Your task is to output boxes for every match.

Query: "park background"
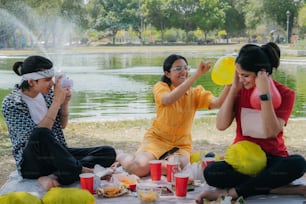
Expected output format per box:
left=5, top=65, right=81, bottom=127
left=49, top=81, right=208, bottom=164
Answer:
left=1, top=0, right=306, bottom=48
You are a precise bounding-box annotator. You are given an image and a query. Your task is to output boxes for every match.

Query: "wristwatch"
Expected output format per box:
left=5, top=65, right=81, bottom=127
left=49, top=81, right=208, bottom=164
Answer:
left=259, top=93, right=271, bottom=101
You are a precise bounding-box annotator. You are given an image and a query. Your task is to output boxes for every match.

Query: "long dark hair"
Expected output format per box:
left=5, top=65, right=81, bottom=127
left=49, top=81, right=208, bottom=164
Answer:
left=13, top=55, right=53, bottom=90
left=235, top=42, right=280, bottom=75
left=161, top=54, right=188, bottom=86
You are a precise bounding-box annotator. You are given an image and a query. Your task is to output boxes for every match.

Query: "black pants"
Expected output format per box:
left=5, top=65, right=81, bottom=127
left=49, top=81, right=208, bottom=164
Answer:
left=21, top=127, right=116, bottom=185
left=204, top=154, right=306, bottom=198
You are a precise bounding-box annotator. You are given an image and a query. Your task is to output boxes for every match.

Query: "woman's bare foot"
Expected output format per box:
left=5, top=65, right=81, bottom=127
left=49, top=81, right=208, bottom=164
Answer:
left=82, top=166, right=94, bottom=173
left=195, top=188, right=238, bottom=204
left=38, top=175, right=60, bottom=191
left=110, top=161, right=121, bottom=169
left=116, top=152, right=134, bottom=170
left=196, top=189, right=227, bottom=203
left=270, top=184, right=306, bottom=197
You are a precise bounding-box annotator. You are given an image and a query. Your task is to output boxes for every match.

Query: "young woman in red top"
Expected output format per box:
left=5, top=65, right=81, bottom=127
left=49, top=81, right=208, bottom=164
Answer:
left=196, top=42, right=306, bottom=203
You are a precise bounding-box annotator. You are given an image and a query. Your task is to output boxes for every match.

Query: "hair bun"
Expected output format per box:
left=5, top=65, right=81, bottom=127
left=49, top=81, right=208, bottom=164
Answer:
left=12, top=61, right=23, bottom=76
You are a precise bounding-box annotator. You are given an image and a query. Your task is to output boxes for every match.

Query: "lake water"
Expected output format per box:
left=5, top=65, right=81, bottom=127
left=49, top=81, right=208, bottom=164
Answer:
left=0, top=52, right=305, bottom=121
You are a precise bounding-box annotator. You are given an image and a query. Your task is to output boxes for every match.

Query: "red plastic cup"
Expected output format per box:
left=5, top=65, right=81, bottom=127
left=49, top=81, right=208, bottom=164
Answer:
left=166, top=162, right=179, bottom=183
left=205, top=157, right=215, bottom=165
left=202, top=157, right=215, bottom=169
left=149, top=160, right=162, bottom=181
left=79, top=173, right=94, bottom=194
left=175, top=173, right=189, bottom=197
left=128, top=183, right=136, bottom=191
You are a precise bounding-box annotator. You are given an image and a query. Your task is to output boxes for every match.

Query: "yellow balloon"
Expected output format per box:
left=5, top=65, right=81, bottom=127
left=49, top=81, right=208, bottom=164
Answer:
left=190, top=151, right=201, bottom=163
left=211, top=56, right=236, bottom=85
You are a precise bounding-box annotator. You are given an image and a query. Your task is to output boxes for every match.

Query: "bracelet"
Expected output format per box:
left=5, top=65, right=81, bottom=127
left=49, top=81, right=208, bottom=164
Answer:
left=46, top=116, right=55, bottom=122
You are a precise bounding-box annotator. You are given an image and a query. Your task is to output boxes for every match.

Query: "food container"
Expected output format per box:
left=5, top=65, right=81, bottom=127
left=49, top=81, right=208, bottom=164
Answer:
left=136, top=183, right=161, bottom=203
left=113, top=173, right=139, bottom=191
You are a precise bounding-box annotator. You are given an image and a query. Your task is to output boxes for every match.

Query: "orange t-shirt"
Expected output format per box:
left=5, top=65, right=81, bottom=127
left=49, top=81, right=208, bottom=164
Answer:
left=137, top=81, right=214, bottom=159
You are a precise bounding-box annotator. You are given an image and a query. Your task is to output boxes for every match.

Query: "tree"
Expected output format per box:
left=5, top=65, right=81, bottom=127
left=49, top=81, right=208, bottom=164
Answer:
left=143, top=0, right=171, bottom=44
left=242, top=0, right=263, bottom=32
left=0, top=0, right=34, bottom=48
left=88, top=0, right=140, bottom=45
left=196, top=0, right=227, bottom=41
left=25, top=0, right=62, bottom=47
left=222, top=0, right=246, bottom=42
left=60, top=0, right=88, bottom=45
left=125, top=0, right=145, bottom=44
left=263, top=0, right=303, bottom=42
left=168, top=0, right=199, bottom=43
left=297, top=5, right=306, bottom=37
left=16, top=0, right=87, bottom=48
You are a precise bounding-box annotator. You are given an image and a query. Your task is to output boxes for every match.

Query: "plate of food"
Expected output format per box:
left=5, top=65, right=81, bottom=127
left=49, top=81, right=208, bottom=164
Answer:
left=113, top=173, right=139, bottom=191
left=96, top=185, right=128, bottom=198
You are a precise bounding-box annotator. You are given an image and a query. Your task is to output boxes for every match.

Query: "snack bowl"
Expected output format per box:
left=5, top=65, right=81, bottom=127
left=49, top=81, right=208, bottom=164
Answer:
left=96, top=183, right=127, bottom=198
left=136, top=183, right=161, bottom=203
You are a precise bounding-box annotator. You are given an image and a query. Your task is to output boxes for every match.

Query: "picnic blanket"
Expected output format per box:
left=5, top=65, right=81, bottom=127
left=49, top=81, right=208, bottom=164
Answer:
left=1, top=170, right=306, bottom=204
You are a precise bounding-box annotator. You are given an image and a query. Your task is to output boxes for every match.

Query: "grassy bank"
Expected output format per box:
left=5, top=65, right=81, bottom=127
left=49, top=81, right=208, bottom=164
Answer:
left=0, top=44, right=243, bottom=55
left=1, top=117, right=306, bottom=187
left=0, top=43, right=301, bottom=56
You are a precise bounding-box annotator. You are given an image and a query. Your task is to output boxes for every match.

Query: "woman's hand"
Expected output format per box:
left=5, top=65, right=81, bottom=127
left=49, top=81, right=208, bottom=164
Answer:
left=62, top=88, right=72, bottom=105
left=195, top=61, right=213, bottom=77
left=255, top=70, right=270, bottom=94
left=230, top=70, right=243, bottom=93
left=53, top=76, right=67, bottom=105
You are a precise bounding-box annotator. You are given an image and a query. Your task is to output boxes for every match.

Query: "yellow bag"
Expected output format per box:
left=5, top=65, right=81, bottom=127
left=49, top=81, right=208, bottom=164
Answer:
left=42, top=187, right=95, bottom=204
left=0, top=191, right=41, bottom=204
left=225, top=141, right=267, bottom=176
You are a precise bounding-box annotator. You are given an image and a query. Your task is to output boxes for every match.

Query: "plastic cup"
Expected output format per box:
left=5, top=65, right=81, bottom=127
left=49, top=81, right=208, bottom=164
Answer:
left=202, top=157, right=215, bottom=169
left=79, top=173, right=94, bottom=194
left=149, top=160, right=162, bottom=181
left=205, top=157, right=215, bottom=166
left=174, top=173, right=189, bottom=197
left=166, top=162, right=179, bottom=183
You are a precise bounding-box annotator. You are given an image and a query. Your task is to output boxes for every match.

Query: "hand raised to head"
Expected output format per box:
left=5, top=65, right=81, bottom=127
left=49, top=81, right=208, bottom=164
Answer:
left=255, top=70, right=270, bottom=94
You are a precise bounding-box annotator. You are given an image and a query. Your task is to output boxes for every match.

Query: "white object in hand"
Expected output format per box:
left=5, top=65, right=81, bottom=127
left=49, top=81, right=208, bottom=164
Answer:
left=55, top=73, right=73, bottom=88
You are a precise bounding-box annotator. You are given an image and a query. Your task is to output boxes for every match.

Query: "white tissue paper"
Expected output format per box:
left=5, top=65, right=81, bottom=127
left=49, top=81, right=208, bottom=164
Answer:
left=94, top=164, right=113, bottom=179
